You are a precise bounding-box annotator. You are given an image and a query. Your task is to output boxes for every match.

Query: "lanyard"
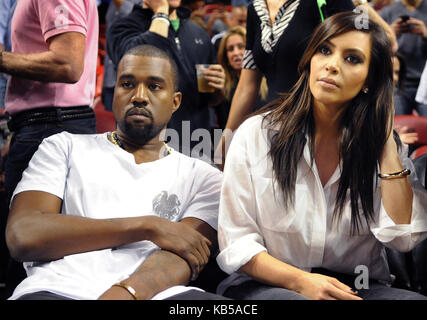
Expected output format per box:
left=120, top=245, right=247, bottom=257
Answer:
left=317, top=0, right=327, bottom=22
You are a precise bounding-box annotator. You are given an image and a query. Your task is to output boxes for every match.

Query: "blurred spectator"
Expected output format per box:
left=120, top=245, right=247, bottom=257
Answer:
left=393, top=53, right=419, bottom=146
left=352, top=1, right=398, bottom=52
left=0, top=1, right=16, bottom=299
left=231, top=0, right=252, bottom=6
left=370, top=0, right=394, bottom=11
left=182, top=0, right=206, bottom=18
left=0, top=0, right=16, bottom=110
left=102, top=0, right=142, bottom=111
left=0, top=0, right=99, bottom=297
left=380, top=0, right=427, bottom=116
left=211, top=5, right=247, bottom=52
left=393, top=52, right=407, bottom=93
left=416, top=60, right=427, bottom=105
left=181, top=0, right=208, bottom=31
left=207, top=1, right=230, bottom=37
left=215, top=26, right=267, bottom=129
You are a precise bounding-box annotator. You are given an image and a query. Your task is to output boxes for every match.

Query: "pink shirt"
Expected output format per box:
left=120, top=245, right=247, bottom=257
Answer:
left=5, top=0, right=99, bottom=115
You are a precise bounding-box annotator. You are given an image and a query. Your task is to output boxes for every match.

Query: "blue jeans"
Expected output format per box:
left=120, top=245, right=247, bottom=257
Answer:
left=394, top=86, right=427, bottom=116
left=0, top=75, right=8, bottom=110
left=3, top=117, right=96, bottom=297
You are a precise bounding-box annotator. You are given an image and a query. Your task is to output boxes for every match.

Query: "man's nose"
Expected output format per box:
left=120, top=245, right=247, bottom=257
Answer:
left=131, top=83, right=148, bottom=106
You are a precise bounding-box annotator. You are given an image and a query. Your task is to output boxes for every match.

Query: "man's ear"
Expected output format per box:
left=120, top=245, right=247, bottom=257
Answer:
left=172, top=92, right=182, bottom=113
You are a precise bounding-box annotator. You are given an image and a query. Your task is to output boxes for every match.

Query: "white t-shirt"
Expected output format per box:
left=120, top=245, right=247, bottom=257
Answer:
left=216, top=115, right=427, bottom=294
left=9, top=132, right=222, bottom=300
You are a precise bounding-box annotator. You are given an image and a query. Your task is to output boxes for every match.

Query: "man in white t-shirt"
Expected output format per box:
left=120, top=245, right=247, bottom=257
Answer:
left=5, top=45, right=225, bottom=300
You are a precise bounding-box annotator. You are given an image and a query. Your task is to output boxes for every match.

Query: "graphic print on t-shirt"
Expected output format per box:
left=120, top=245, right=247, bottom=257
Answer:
left=152, top=191, right=181, bottom=221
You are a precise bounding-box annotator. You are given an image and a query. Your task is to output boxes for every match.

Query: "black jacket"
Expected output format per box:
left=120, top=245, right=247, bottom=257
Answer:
left=107, top=6, right=217, bottom=145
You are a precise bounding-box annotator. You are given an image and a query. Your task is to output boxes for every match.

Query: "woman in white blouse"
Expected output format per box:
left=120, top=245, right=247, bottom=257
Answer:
left=216, top=12, right=427, bottom=300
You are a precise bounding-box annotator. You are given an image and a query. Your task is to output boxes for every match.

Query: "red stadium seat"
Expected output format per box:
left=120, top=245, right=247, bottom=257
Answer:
left=413, top=145, right=427, bottom=159
left=395, top=115, right=427, bottom=146
left=95, top=108, right=116, bottom=133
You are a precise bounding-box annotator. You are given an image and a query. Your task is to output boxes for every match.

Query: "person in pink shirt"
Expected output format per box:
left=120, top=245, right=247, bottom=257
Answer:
left=0, top=0, right=98, bottom=298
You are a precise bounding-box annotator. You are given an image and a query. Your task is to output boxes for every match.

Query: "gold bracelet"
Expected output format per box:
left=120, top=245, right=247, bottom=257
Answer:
left=112, top=282, right=141, bottom=300
left=378, top=168, right=411, bottom=180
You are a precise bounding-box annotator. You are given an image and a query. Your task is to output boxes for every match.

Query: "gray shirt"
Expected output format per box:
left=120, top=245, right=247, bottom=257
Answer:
left=380, top=0, right=427, bottom=87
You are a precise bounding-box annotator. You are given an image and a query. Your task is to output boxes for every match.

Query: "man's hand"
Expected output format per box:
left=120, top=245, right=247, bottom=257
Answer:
left=392, top=17, right=427, bottom=38
left=395, top=125, right=419, bottom=145
left=391, top=17, right=411, bottom=37
left=203, top=64, right=225, bottom=92
left=0, top=32, right=85, bottom=83
left=209, top=9, right=228, bottom=23
left=407, top=17, right=427, bottom=38
left=143, top=0, right=169, bottom=14
left=147, top=217, right=212, bottom=280
left=98, top=218, right=217, bottom=300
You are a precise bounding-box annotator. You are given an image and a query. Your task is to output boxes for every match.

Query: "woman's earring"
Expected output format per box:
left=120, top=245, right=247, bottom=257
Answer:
left=362, top=87, right=369, bottom=94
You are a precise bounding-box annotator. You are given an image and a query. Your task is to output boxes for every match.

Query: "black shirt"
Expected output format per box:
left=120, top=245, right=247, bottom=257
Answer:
left=244, top=0, right=355, bottom=102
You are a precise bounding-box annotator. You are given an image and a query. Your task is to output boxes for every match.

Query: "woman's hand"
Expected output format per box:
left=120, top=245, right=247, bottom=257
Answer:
left=293, top=272, right=363, bottom=300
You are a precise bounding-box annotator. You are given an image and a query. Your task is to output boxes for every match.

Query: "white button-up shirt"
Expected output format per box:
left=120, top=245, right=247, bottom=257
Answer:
left=216, top=115, right=427, bottom=294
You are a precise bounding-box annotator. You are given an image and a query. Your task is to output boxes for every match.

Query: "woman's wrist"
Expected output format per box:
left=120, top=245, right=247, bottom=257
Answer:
left=379, top=151, right=403, bottom=173
left=285, top=269, right=310, bottom=293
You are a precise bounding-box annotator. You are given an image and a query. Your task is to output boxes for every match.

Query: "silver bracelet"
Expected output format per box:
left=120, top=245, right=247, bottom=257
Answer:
left=152, top=12, right=169, bottom=20
left=378, top=168, right=411, bottom=180
left=152, top=12, right=170, bottom=24
left=152, top=16, right=170, bottom=26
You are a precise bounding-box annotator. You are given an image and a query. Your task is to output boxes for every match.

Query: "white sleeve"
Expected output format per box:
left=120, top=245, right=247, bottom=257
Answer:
left=216, top=123, right=266, bottom=275
left=12, top=133, right=70, bottom=203
left=371, top=146, right=427, bottom=252
left=180, top=163, right=223, bottom=231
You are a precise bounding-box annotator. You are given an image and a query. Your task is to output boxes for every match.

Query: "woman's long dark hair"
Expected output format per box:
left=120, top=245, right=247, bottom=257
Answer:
left=257, top=12, right=394, bottom=234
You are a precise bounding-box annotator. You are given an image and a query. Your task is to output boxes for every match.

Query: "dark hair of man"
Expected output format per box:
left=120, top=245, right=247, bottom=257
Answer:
left=124, top=45, right=179, bottom=91
left=254, top=12, right=395, bottom=235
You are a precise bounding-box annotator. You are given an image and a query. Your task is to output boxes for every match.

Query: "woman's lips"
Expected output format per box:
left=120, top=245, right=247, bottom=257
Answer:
left=318, top=77, right=339, bottom=89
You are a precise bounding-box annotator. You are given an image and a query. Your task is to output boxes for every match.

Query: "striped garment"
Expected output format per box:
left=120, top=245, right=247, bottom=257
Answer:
left=243, top=0, right=301, bottom=70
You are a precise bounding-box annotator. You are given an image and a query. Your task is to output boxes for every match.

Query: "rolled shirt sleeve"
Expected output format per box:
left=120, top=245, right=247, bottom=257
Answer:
left=371, top=145, right=427, bottom=252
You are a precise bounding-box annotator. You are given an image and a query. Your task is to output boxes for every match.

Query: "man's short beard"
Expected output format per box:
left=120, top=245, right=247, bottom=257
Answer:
left=119, top=120, right=163, bottom=147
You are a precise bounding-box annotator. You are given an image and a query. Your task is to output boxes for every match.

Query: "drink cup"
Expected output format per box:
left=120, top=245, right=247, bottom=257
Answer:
left=196, top=64, right=215, bottom=93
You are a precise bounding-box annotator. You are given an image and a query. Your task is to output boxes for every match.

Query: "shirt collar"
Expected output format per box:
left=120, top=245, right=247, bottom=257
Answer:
left=301, top=135, right=342, bottom=188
